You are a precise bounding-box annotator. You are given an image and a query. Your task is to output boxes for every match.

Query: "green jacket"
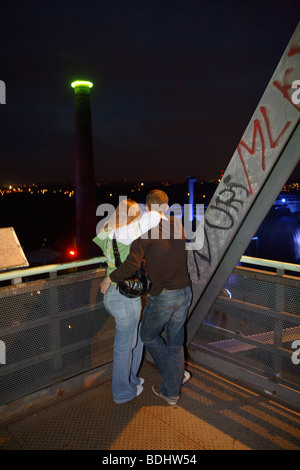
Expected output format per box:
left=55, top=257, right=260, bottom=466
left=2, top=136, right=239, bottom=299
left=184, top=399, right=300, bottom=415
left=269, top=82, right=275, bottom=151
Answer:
left=93, top=228, right=131, bottom=277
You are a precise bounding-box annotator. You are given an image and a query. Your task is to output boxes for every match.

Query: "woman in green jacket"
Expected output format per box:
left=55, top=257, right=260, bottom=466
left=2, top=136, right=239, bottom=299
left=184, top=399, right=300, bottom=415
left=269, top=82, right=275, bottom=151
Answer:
left=94, top=198, right=160, bottom=404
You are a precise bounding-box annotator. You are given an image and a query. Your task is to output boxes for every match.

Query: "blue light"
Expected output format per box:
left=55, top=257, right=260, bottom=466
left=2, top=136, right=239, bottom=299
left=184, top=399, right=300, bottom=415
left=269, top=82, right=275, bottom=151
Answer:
left=224, top=288, right=232, bottom=298
left=294, top=229, right=300, bottom=260
left=281, top=198, right=286, bottom=203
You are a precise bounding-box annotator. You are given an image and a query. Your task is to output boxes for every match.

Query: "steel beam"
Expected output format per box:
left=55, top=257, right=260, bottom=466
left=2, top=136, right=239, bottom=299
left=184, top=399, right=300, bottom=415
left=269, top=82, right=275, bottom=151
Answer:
left=186, top=23, right=300, bottom=344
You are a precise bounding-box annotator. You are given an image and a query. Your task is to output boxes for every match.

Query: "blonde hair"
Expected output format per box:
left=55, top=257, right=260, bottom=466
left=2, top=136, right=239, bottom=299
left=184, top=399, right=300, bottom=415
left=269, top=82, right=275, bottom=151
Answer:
left=102, top=198, right=140, bottom=231
left=115, top=198, right=140, bottom=228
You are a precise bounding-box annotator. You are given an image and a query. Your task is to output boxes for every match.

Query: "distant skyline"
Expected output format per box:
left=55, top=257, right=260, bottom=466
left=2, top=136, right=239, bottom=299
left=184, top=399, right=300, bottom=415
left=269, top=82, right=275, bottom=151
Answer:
left=1, top=1, right=299, bottom=185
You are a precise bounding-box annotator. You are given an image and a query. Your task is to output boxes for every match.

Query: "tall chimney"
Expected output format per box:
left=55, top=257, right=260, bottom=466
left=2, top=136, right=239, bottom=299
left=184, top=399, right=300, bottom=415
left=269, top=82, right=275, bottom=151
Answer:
left=71, top=80, right=97, bottom=259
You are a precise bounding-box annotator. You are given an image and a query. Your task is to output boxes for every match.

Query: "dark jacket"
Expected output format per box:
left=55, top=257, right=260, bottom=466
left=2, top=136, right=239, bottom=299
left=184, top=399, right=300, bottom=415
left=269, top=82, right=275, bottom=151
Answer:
left=109, top=215, right=191, bottom=296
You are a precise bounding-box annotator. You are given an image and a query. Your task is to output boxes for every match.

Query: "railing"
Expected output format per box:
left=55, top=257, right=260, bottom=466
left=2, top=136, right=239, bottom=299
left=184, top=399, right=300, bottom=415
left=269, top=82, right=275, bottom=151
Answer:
left=1, top=255, right=299, bottom=413
left=0, top=257, right=113, bottom=411
left=0, top=256, right=106, bottom=284
left=189, top=256, right=300, bottom=409
left=273, top=195, right=300, bottom=212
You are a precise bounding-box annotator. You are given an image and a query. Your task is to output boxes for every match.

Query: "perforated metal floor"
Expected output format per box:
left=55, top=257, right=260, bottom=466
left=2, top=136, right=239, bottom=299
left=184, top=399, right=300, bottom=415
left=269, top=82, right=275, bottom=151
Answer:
left=1, top=361, right=299, bottom=450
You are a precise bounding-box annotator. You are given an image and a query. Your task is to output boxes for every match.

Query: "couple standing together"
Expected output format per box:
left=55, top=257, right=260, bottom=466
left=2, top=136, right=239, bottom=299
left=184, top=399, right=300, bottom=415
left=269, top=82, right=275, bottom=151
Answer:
left=94, top=189, right=192, bottom=405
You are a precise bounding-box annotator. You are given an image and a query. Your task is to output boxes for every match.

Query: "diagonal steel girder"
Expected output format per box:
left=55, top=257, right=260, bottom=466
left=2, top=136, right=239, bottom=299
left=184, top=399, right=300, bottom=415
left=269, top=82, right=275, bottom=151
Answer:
left=186, top=22, right=300, bottom=345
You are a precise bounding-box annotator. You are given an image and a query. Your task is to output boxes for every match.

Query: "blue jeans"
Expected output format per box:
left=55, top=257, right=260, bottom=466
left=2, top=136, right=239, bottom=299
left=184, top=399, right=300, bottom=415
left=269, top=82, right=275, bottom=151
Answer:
left=140, top=286, right=192, bottom=399
left=103, top=286, right=143, bottom=404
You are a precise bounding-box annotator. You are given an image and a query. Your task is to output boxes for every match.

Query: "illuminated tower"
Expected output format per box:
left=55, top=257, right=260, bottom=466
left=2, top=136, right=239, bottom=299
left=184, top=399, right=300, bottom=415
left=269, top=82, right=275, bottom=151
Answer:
left=71, top=80, right=97, bottom=259
left=187, top=176, right=197, bottom=222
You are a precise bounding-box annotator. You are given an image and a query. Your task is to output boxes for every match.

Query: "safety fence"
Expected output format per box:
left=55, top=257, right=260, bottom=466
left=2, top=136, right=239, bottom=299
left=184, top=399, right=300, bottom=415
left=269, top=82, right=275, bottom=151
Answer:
left=0, top=257, right=113, bottom=409
left=0, top=255, right=299, bottom=412
left=189, top=256, right=300, bottom=408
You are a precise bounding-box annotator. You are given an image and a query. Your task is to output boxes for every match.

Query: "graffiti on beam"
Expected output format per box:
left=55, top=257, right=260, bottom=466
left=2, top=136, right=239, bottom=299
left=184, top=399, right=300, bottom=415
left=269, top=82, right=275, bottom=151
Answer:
left=237, top=106, right=291, bottom=195
left=188, top=28, right=300, bottom=286
left=188, top=175, right=250, bottom=283
left=206, top=175, right=250, bottom=231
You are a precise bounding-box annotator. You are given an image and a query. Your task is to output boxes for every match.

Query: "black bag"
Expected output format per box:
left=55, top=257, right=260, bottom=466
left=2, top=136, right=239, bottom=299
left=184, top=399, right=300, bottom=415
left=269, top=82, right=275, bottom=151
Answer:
left=112, top=237, right=152, bottom=298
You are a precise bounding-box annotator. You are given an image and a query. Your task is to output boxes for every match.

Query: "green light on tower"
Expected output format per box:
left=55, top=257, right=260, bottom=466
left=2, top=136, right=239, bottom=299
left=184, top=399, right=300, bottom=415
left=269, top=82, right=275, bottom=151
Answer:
left=71, top=80, right=93, bottom=88
left=71, top=78, right=96, bottom=258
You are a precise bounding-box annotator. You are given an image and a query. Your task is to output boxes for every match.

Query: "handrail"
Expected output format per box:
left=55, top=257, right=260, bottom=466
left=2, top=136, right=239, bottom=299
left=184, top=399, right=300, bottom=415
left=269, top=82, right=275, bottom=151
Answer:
left=0, top=256, right=107, bottom=283
left=240, top=255, right=300, bottom=273
left=0, top=254, right=299, bottom=285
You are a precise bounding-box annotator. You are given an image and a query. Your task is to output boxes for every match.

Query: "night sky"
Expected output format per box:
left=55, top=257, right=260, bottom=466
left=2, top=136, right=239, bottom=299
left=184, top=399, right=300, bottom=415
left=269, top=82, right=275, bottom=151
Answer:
left=1, top=0, right=299, bottom=185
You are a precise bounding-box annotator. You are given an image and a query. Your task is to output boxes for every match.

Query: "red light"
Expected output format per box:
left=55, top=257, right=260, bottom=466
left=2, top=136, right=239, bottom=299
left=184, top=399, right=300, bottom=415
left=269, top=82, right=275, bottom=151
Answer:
left=69, top=249, right=76, bottom=256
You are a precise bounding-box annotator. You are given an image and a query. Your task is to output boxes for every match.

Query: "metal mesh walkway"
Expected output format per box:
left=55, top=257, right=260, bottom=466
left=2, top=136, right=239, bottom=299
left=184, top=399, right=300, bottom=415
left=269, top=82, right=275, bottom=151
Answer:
left=1, top=360, right=299, bottom=450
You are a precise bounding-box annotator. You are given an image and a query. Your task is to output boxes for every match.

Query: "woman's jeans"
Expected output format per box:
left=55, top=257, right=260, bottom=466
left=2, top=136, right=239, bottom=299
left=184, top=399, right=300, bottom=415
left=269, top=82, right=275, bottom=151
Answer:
left=104, top=286, right=143, bottom=404
left=141, top=286, right=192, bottom=399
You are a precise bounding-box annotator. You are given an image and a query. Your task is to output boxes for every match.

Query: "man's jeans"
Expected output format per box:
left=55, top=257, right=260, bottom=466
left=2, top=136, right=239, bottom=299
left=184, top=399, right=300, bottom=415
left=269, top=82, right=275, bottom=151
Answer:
left=140, top=286, right=192, bottom=399
left=104, top=286, right=143, bottom=403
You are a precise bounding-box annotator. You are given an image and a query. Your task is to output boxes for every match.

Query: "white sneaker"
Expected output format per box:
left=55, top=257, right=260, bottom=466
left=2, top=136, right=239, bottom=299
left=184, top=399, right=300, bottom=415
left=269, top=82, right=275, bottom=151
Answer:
left=114, top=385, right=143, bottom=404
left=152, top=385, right=179, bottom=405
left=182, top=370, right=191, bottom=385
left=139, top=378, right=145, bottom=386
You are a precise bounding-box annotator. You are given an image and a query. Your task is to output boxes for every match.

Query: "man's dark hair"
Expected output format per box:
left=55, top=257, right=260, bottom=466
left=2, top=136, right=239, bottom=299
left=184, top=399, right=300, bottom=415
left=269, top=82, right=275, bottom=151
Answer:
left=146, top=190, right=169, bottom=212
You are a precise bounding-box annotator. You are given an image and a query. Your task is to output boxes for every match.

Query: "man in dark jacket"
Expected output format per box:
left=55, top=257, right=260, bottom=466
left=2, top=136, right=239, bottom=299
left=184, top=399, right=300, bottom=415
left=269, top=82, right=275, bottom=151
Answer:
left=100, top=190, right=192, bottom=405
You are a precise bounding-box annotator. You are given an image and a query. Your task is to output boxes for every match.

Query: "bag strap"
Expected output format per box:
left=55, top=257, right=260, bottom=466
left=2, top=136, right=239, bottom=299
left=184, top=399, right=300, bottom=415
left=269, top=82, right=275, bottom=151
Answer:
left=112, top=236, right=121, bottom=267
